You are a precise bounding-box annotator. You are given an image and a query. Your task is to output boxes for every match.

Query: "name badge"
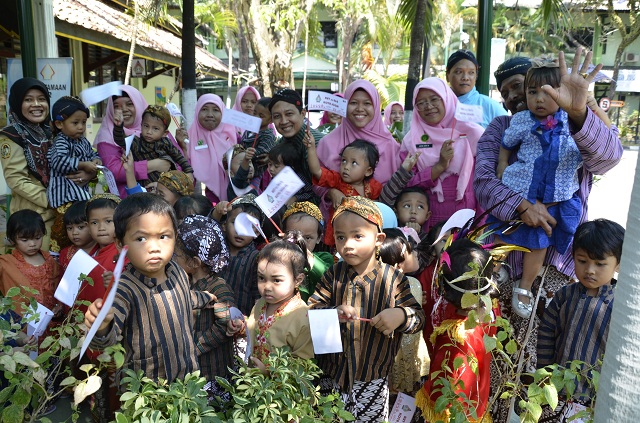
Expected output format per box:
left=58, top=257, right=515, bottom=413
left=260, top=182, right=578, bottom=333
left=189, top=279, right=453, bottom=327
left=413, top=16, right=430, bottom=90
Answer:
left=417, top=143, right=433, bottom=149
left=195, top=141, right=209, bottom=150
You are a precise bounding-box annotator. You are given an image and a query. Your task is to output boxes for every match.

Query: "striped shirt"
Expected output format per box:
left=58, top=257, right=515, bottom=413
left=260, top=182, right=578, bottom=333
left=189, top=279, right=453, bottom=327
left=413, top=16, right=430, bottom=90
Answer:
left=192, top=274, right=237, bottom=379
left=473, top=108, right=623, bottom=278
left=113, top=125, right=193, bottom=184
left=47, top=133, right=100, bottom=208
left=537, top=280, right=615, bottom=400
left=308, top=261, right=424, bottom=391
left=240, top=128, right=276, bottom=181
left=218, top=243, right=260, bottom=316
left=90, top=261, right=214, bottom=382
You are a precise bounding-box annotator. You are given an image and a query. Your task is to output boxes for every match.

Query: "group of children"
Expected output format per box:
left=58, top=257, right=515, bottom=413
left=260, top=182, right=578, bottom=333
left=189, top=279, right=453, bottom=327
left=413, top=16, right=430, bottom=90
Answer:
left=0, top=53, right=626, bottom=423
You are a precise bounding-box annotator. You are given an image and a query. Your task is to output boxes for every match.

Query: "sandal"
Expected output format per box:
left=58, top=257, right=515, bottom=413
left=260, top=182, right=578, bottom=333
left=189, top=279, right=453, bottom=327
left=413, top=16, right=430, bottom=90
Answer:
left=512, top=279, right=534, bottom=319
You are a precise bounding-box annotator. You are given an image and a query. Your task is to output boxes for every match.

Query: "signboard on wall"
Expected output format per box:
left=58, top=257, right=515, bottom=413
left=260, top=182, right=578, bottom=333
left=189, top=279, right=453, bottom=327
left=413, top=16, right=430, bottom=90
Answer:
left=131, top=59, right=147, bottom=77
left=7, top=58, right=73, bottom=108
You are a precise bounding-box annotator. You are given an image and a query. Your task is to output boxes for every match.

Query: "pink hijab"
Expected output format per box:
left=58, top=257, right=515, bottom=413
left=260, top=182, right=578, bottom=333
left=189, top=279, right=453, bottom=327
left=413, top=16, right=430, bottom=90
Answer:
left=400, top=77, right=484, bottom=202
left=232, top=86, right=261, bottom=112
left=383, top=101, right=404, bottom=126
left=94, top=85, right=148, bottom=146
left=316, top=80, right=401, bottom=183
left=188, top=94, right=237, bottom=201
left=319, top=93, right=344, bottom=126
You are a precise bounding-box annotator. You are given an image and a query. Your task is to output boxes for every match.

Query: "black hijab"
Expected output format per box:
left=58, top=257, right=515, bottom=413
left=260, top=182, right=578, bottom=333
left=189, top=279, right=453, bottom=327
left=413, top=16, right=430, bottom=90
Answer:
left=1, top=77, right=52, bottom=185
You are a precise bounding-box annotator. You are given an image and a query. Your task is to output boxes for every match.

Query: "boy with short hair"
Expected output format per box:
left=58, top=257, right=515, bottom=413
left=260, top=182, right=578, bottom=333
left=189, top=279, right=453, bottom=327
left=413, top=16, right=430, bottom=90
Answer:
left=538, top=218, right=625, bottom=406
left=84, top=193, right=217, bottom=382
left=113, top=105, right=193, bottom=186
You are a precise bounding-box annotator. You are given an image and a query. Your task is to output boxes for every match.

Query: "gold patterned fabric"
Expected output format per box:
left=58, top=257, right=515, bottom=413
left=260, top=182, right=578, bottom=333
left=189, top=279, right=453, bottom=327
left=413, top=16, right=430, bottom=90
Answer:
left=331, top=196, right=382, bottom=231
left=283, top=201, right=324, bottom=227
left=158, top=170, right=194, bottom=196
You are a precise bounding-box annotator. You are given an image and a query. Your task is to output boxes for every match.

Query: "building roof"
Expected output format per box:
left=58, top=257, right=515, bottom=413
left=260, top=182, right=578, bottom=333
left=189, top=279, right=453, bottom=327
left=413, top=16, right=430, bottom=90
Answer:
left=53, top=0, right=230, bottom=77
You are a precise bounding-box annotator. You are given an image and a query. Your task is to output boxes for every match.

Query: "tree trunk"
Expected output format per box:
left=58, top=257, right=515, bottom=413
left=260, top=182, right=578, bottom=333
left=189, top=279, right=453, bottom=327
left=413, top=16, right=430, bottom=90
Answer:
left=337, top=17, right=361, bottom=91
left=233, top=1, right=250, bottom=72
left=239, top=0, right=300, bottom=96
left=403, top=0, right=427, bottom=134
left=593, top=155, right=640, bottom=421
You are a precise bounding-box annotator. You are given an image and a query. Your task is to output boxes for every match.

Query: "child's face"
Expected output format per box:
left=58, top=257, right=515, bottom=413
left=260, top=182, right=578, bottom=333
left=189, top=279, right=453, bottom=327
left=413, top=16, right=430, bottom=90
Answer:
left=254, top=104, right=272, bottom=129
left=223, top=208, right=256, bottom=253
left=257, top=258, right=303, bottom=308
left=574, top=248, right=619, bottom=293
left=198, top=103, right=222, bottom=131
left=433, top=230, right=451, bottom=258
left=390, top=105, right=404, bottom=123
left=526, top=85, right=560, bottom=120
left=241, top=91, right=258, bottom=115
left=267, top=157, right=285, bottom=177
left=120, top=212, right=175, bottom=280
left=230, top=152, right=255, bottom=180
left=339, top=147, right=373, bottom=185
left=156, top=183, right=180, bottom=206
left=173, top=244, right=193, bottom=276
left=14, top=233, right=44, bottom=257
left=396, top=192, right=431, bottom=228
left=399, top=248, right=419, bottom=274
left=66, top=222, right=94, bottom=250
left=333, top=212, right=384, bottom=274
left=88, top=207, right=116, bottom=248
left=55, top=110, right=88, bottom=139
left=284, top=215, right=320, bottom=252
left=327, top=113, right=342, bottom=125
left=141, top=114, right=167, bottom=143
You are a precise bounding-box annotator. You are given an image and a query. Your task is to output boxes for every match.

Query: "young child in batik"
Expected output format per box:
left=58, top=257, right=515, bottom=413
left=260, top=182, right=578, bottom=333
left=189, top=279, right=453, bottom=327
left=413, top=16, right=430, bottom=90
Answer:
left=308, top=196, right=424, bottom=422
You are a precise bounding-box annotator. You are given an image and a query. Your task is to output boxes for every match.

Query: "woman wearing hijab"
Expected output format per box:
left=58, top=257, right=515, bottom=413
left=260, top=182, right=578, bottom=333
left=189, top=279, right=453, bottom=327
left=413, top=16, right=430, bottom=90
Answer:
left=399, top=77, right=484, bottom=227
left=316, top=80, right=401, bottom=185
left=94, top=85, right=173, bottom=197
left=188, top=94, right=237, bottom=203
left=383, top=101, right=404, bottom=127
left=0, top=78, right=94, bottom=250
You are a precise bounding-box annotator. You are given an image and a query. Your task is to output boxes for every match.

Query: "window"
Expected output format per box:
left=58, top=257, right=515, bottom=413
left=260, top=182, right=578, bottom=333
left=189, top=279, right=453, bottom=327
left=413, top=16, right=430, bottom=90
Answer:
left=321, top=22, right=337, bottom=48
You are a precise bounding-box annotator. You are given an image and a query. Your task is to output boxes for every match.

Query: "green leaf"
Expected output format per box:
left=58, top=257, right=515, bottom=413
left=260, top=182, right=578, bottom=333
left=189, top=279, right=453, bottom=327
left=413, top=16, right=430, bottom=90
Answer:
left=5, top=287, right=21, bottom=298
left=483, top=334, right=497, bottom=353
left=453, top=356, right=464, bottom=370
left=60, top=376, right=77, bottom=387
left=120, top=392, right=137, bottom=402
left=461, top=292, right=479, bottom=309
left=505, top=339, right=518, bottom=355
left=74, top=375, right=102, bottom=406
left=12, top=387, right=31, bottom=406
left=114, top=351, right=125, bottom=368
left=12, top=351, right=38, bottom=368
left=0, top=355, right=15, bottom=373
left=1, top=404, right=23, bottom=423
left=543, top=384, right=558, bottom=409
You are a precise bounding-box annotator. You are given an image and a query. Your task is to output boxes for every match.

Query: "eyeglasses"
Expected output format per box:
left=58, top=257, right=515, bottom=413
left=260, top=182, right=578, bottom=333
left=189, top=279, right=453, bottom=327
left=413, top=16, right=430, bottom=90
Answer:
left=415, top=97, right=442, bottom=111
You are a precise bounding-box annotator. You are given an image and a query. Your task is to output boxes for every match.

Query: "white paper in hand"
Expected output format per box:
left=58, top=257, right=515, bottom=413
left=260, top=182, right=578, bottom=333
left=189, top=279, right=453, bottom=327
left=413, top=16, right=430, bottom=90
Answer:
left=255, top=166, right=304, bottom=218
left=234, top=212, right=259, bottom=238
left=435, top=208, right=476, bottom=245
left=55, top=249, right=99, bottom=307
left=80, top=81, right=123, bottom=106
left=307, top=91, right=348, bottom=117
left=25, top=303, right=54, bottom=337
left=308, top=309, right=343, bottom=354
left=229, top=306, right=252, bottom=362
left=388, top=393, right=417, bottom=422
left=79, top=246, right=128, bottom=361
left=454, top=103, right=484, bottom=124
left=221, top=108, right=261, bottom=133
left=96, top=165, right=119, bottom=195
left=226, top=148, right=254, bottom=197
left=166, top=102, right=184, bottom=118
left=124, top=134, right=135, bottom=157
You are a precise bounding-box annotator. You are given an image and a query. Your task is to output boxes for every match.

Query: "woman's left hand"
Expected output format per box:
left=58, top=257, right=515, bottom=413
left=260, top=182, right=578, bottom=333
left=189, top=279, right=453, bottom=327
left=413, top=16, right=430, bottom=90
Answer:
left=66, top=168, right=97, bottom=186
left=541, top=47, right=601, bottom=128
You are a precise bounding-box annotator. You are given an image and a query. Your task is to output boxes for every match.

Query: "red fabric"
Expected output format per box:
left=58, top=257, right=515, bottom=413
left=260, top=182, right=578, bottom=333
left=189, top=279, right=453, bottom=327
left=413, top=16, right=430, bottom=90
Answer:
left=421, top=302, right=498, bottom=420
left=417, top=261, right=439, bottom=357
left=59, top=244, right=100, bottom=273
left=313, top=167, right=382, bottom=245
left=77, top=243, right=122, bottom=314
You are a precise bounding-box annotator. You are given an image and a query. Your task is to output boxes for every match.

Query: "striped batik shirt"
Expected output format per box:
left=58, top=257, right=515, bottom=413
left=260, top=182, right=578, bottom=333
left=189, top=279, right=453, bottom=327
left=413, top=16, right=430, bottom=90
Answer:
left=308, top=261, right=424, bottom=391
left=46, top=133, right=101, bottom=208
left=90, top=261, right=215, bottom=383
left=218, top=243, right=260, bottom=316
left=537, top=280, right=615, bottom=400
left=192, top=275, right=237, bottom=379
left=473, top=109, right=622, bottom=279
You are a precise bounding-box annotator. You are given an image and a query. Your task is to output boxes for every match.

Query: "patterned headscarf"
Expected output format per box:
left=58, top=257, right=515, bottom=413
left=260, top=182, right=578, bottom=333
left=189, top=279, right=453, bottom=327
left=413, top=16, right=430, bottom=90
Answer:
left=158, top=170, right=194, bottom=197
left=494, top=57, right=532, bottom=90
left=86, top=193, right=121, bottom=207
left=269, top=89, right=303, bottom=112
left=178, top=215, right=229, bottom=273
left=332, top=196, right=382, bottom=232
left=143, top=105, right=171, bottom=129
left=52, top=96, right=90, bottom=122
left=283, top=201, right=324, bottom=227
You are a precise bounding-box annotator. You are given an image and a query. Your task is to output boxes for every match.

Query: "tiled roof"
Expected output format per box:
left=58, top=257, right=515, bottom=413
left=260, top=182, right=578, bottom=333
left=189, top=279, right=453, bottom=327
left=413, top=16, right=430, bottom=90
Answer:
left=53, top=0, right=230, bottom=76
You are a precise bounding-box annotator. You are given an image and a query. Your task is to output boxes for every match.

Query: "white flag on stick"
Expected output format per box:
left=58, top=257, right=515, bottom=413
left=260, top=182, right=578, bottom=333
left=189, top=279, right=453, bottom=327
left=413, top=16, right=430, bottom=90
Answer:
left=307, top=91, right=348, bottom=117
left=221, top=108, right=261, bottom=133
left=454, top=103, right=484, bottom=124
